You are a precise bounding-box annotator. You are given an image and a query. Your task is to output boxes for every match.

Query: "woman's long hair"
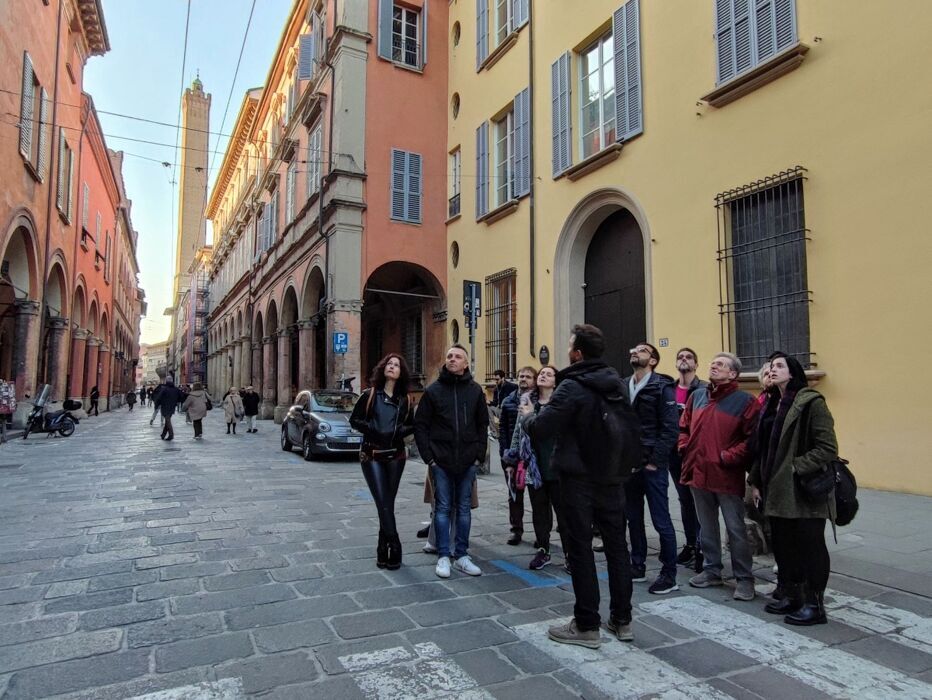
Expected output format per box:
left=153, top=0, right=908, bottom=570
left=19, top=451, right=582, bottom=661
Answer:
left=366, top=353, right=411, bottom=415
left=767, top=351, right=808, bottom=393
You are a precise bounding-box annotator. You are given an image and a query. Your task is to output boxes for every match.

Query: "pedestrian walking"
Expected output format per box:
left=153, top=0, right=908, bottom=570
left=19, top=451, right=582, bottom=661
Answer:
left=749, top=352, right=838, bottom=626
left=350, top=354, right=415, bottom=570
left=511, top=365, right=569, bottom=571
left=125, top=390, right=136, bottom=411
left=621, top=342, right=680, bottom=595
left=499, top=366, right=537, bottom=546
left=181, top=383, right=212, bottom=439
left=150, top=383, right=164, bottom=426
left=678, top=352, right=759, bottom=601
left=414, top=344, right=489, bottom=579
left=146, top=386, right=154, bottom=405
left=222, top=387, right=244, bottom=435
left=524, top=324, right=641, bottom=648
left=88, top=385, right=100, bottom=416
left=241, top=386, right=260, bottom=432
left=669, top=348, right=707, bottom=572
left=158, top=378, right=182, bottom=441
left=138, top=386, right=146, bottom=407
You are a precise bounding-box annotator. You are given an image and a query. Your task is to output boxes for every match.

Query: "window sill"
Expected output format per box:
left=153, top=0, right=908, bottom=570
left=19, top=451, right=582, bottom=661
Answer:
left=390, top=60, right=424, bottom=74
left=22, top=158, right=42, bottom=183
left=479, top=31, right=519, bottom=72
left=702, top=43, right=810, bottom=108
left=57, top=209, right=71, bottom=225
left=478, top=198, right=519, bottom=225
left=80, top=241, right=89, bottom=252
left=445, top=212, right=462, bottom=225
left=562, top=143, right=624, bottom=182
left=390, top=217, right=422, bottom=226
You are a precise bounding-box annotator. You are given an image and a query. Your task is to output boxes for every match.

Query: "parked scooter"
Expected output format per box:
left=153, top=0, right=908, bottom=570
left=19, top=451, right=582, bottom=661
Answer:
left=22, top=385, right=80, bottom=439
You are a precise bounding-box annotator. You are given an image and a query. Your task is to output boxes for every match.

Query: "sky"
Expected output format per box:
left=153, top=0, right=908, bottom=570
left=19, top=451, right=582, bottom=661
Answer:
left=83, top=0, right=293, bottom=345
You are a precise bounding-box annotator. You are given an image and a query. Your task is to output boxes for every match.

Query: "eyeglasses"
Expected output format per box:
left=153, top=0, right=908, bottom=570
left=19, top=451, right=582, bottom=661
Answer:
left=630, top=347, right=652, bottom=355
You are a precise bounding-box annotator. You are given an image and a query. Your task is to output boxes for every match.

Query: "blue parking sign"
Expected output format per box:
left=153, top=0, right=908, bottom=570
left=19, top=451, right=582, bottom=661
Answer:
left=332, top=332, right=349, bottom=354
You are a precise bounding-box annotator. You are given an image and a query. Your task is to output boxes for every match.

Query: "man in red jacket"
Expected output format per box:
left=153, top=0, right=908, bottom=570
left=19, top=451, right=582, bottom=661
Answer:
left=678, top=352, right=758, bottom=601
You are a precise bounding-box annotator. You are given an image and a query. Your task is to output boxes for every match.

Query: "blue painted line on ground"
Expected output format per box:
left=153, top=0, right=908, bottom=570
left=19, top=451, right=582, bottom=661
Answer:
left=352, top=488, right=373, bottom=501
left=490, top=559, right=609, bottom=587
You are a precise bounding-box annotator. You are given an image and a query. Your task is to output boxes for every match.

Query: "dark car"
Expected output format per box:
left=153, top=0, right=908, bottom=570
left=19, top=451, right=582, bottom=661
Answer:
left=281, top=390, right=363, bottom=460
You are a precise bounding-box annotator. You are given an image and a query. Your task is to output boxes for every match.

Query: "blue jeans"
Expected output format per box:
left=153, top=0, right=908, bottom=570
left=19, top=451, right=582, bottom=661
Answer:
left=624, top=467, right=678, bottom=578
left=431, top=464, right=476, bottom=559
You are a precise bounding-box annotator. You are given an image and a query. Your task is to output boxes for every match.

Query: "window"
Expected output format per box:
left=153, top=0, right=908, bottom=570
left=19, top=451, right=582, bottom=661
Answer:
left=95, top=212, right=101, bottom=260
left=392, top=6, right=420, bottom=68
left=494, top=0, right=511, bottom=45
left=298, top=10, right=325, bottom=81
left=104, top=234, right=112, bottom=283
left=475, top=122, right=489, bottom=219
left=286, top=159, right=297, bottom=223
left=715, top=0, right=797, bottom=84
left=81, top=182, right=90, bottom=235
left=493, top=109, right=514, bottom=206
left=390, top=148, right=422, bottom=224
left=56, top=131, right=74, bottom=220
left=402, top=311, right=423, bottom=376
left=307, top=123, right=322, bottom=198
left=484, top=269, right=517, bottom=381
left=448, top=149, right=461, bottom=218
left=19, top=52, right=49, bottom=178
left=579, top=33, right=616, bottom=159
left=717, top=166, right=811, bottom=368
left=477, top=0, right=528, bottom=65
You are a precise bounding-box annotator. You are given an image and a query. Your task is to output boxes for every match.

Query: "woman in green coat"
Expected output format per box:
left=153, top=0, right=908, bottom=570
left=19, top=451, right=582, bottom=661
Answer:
left=749, top=352, right=838, bottom=626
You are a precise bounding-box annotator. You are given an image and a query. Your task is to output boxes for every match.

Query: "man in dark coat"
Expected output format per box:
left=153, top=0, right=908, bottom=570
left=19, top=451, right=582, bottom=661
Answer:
left=524, top=323, right=637, bottom=649
left=415, top=344, right=489, bottom=580
left=488, top=369, right=517, bottom=408
left=158, top=378, right=183, bottom=441
left=241, top=386, right=261, bottom=433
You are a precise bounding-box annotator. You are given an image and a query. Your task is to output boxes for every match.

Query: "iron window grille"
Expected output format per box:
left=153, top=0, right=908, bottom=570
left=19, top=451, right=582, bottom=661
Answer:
left=392, top=6, right=420, bottom=68
left=402, top=311, right=424, bottom=377
left=484, top=268, right=517, bottom=381
left=716, top=165, right=812, bottom=369
left=448, top=194, right=461, bottom=218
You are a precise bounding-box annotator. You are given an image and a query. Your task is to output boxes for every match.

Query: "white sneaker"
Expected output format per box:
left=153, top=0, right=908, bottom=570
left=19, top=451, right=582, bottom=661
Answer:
left=453, top=555, right=482, bottom=576
left=423, top=543, right=438, bottom=554
left=435, top=556, right=451, bottom=578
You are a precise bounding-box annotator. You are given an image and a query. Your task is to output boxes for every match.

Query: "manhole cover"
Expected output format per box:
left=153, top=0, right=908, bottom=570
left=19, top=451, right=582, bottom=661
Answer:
left=0, top=464, right=23, bottom=469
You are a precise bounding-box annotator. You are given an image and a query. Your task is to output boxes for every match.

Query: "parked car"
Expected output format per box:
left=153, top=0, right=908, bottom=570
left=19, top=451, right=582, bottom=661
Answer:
left=281, top=390, right=363, bottom=460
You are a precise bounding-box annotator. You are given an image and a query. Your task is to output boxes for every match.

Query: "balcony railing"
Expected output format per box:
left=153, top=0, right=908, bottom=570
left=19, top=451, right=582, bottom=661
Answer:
left=392, top=36, right=421, bottom=69
left=448, top=194, right=461, bottom=218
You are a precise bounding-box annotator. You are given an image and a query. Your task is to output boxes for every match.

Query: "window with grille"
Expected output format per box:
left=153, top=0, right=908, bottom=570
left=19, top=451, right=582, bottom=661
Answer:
left=717, top=166, right=811, bottom=369
left=392, top=6, right=420, bottom=68
left=484, top=269, right=517, bottom=381
left=448, top=148, right=461, bottom=218
left=402, top=311, right=424, bottom=376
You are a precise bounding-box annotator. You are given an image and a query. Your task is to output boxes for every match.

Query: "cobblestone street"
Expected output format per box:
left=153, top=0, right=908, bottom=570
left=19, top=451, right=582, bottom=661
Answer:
left=0, top=409, right=929, bottom=699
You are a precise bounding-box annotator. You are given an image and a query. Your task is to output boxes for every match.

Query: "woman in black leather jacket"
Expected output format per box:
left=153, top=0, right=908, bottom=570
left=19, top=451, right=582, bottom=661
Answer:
left=350, top=353, right=415, bottom=570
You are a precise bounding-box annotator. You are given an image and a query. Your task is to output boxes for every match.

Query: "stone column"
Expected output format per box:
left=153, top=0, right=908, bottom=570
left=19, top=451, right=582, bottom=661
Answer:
left=68, top=329, right=90, bottom=401
left=275, top=328, right=292, bottom=423
left=298, top=320, right=316, bottom=391
left=84, top=338, right=101, bottom=407
left=327, top=301, right=362, bottom=393
left=251, top=343, right=262, bottom=396
left=11, top=300, right=41, bottom=398
left=98, top=344, right=111, bottom=406
left=45, top=316, right=70, bottom=401
left=239, top=337, right=251, bottom=389
left=232, top=342, right=242, bottom=391
left=261, top=336, right=276, bottom=419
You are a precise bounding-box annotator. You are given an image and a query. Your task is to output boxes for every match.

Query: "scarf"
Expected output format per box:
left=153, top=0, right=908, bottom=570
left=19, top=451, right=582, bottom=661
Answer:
left=760, top=388, right=798, bottom=489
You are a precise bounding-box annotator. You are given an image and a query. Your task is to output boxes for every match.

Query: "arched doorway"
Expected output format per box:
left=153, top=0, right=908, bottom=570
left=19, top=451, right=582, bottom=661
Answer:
left=1, top=224, right=39, bottom=393
left=263, top=301, right=279, bottom=418
left=584, top=209, right=646, bottom=373
left=281, top=286, right=300, bottom=402
left=301, top=265, right=326, bottom=390
left=554, top=188, right=652, bottom=373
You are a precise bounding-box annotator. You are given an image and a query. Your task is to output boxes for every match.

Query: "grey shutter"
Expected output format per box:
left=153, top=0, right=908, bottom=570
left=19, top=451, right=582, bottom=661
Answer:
left=774, top=0, right=796, bottom=52
left=513, top=88, right=530, bottom=197
left=377, top=0, right=394, bottom=60
left=476, top=0, right=488, bottom=69
left=421, top=0, right=428, bottom=68
left=475, top=123, right=489, bottom=218
left=67, top=148, right=74, bottom=219
left=390, top=149, right=406, bottom=220
left=716, top=0, right=753, bottom=84
left=550, top=52, right=572, bottom=177
left=512, top=0, right=528, bottom=29
left=298, top=34, right=314, bottom=80
left=82, top=182, right=89, bottom=229
left=37, top=88, right=49, bottom=178
left=56, top=130, right=66, bottom=210
left=407, top=152, right=422, bottom=223
left=613, top=0, right=643, bottom=141
left=272, top=191, right=279, bottom=239
left=20, top=52, right=34, bottom=159
left=257, top=207, right=266, bottom=252
left=754, top=0, right=775, bottom=60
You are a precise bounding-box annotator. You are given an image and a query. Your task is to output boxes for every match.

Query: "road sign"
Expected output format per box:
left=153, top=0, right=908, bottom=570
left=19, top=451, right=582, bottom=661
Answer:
left=332, top=331, right=349, bottom=354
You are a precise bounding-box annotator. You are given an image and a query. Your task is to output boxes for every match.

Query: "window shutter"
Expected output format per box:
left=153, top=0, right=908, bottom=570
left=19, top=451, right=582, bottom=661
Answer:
left=512, top=0, right=528, bottom=29
left=774, top=0, right=796, bottom=52
left=272, top=191, right=279, bottom=239
left=513, top=88, right=531, bottom=197
left=96, top=212, right=101, bottom=251
left=377, top=0, right=394, bottom=60
left=550, top=52, right=572, bottom=177
left=286, top=162, right=296, bottom=222
left=754, top=0, right=775, bottom=60
left=407, top=152, right=422, bottom=223
left=476, top=0, right=488, bottom=69
left=390, top=148, right=406, bottom=220
left=475, top=122, right=489, bottom=218
left=421, top=0, right=428, bottom=68
left=37, top=88, right=49, bottom=178
left=56, top=130, right=66, bottom=210
left=716, top=0, right=752, bottom=84
left=19, top=52, right=34, bottom=159
left=298, top=34, right=315, bottom=80
left=314, top=12, right=325, bottom=65
left=66, top=148, right=74, bottom=219
left=82, top=182, right=89, bottom=228
left=613, top=0, right=643, bottom=141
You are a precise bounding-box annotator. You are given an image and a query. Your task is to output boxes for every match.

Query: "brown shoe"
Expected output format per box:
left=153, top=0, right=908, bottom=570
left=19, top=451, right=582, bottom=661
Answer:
left=548, top=618, right=601, bottom=649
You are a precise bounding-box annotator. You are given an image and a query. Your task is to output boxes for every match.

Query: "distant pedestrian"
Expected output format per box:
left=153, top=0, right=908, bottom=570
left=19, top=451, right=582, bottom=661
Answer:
left=125, top=390, right=136, bottom=411
left=750, top=352, right=837, bottom=626
left=138, top=386, right=146, bottom=407
left=489, top=369, right=517, bottom=408
left=223, top=387, right=244, bottom=435
left=146, top=386, right=154, bottom=405
left=350, top=354, right=415, bottom=570
left=158, top=378, right=182, bottom=440
left=499, top=366, right=537, bottom=546
left=241, top=386, right=260, bottom=432
left=150, top=383, right=164, bottom=426
left=181, top=383, right=212, bottom=439
left=415, top=344, right=489, bottom=579
left=678, top=352, right=758, bottom=601
left=621, top=342, right=680, bottom=595
left=88, top=385, right=100, bottom=416
left=524, top=324, right=640, bottom=648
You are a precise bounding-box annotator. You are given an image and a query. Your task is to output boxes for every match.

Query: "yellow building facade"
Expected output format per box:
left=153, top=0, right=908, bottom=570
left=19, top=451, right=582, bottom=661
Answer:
left=447, top=1, right=932, bottom=494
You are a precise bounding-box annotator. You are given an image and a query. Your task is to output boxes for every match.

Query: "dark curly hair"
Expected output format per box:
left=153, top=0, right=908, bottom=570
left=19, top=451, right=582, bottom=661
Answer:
left=366, top=353, right=412, bottom=413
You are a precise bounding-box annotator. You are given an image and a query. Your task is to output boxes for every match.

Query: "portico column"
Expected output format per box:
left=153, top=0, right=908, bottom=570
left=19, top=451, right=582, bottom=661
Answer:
left=68, top=329, right=90, bottom=401
left=84, top=337, right=101, bottom=406
left=45, top=316, right=70, bottom=400
left=98, top=344, right=111, bottom=407
left=251, top=342, right=262, bottom=396
left=239, top=336, right=251, bottom=389
left=232, top=342, right=242, bottom=391
left=11, top=300, right=41, bottom=400
left=261, top=336, right=276, bottom=419
left=275, top=328, right=292, bottom=422
left=298, top=320, right=316, bottom=391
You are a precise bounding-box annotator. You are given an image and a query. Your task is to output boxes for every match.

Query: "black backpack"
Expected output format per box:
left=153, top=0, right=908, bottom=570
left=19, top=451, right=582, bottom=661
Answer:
left=581, top=390, right=641, bottom=481
left=832, top=458, right=859, bottom=526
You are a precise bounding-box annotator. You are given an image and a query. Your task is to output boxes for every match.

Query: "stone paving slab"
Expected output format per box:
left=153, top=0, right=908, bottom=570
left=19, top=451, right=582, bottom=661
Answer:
left=0, top=408, right=929, bottom=698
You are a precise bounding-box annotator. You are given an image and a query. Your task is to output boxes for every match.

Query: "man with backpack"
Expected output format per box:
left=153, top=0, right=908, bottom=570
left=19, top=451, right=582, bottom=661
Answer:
left=523, top=324, right=641, bottom=648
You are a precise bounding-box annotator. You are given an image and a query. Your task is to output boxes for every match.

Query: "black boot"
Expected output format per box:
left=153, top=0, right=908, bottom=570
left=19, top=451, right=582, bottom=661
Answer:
left=765, top=582, right=803, bottom=615
left=386, top=533, right=402, bottom=570
left=376, top=530, right=388, bottom=569
left=226, top=424, right=231, bottom=434
left=785, top=587, right=827, bottom=626
left=232, top=423, right=236, bottom=434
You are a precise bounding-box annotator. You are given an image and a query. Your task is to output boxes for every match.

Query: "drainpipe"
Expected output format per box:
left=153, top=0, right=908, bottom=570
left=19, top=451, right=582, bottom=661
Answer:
left=527, top=0, right=537, bottom=358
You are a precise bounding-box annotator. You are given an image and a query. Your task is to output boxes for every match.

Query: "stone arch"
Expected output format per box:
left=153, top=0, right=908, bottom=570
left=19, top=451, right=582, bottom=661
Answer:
left=72, top=283, right=87, bottom=329
left=235, top=309, right=243, bottom=339
left=265, top=300, right=279, bottom=337
left=1, top=210, right=40, bottom=300
left=253, top=310, right=264, bottom=342
left=301, top=261, right=326, bottom=320
left=99, top=310, right=110, bottom=345
left=44, top=256, right=70, bottom=319
left=87, top=298, right=99, bottom=336
left=553, top=187, right=654, bottom=361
